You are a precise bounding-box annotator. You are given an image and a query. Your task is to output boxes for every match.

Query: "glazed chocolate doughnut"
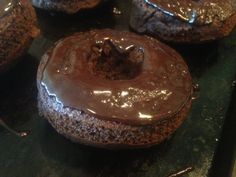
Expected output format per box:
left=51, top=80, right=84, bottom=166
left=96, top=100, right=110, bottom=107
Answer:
left=32, top=0, right=104, bottom=14
left=0, top=0, right=39, bottom=73
left=37, top=29, right=193, bottom=149
left=130, top=0, right=236, bottom=43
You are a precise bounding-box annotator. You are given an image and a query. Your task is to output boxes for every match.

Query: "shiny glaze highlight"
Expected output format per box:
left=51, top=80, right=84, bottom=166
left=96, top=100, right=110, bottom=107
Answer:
left=146, top=0, right=235, bottom=25
left=0, top=0, right=19, bottom=18
left=41, top=30, right=192, bottom=125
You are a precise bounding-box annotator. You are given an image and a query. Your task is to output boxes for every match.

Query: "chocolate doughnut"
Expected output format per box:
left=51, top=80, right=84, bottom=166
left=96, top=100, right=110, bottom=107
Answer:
left=0, top=0, right=39, bottom=73
left=130, top=0, right=236, bottom=43
left=32, top=0, right=104, bottom=14
left=37, top=29, right=193, bottom=149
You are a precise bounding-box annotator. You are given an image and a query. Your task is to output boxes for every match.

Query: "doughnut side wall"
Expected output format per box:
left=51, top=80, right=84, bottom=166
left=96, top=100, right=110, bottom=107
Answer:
left=37, top=51, right=192, bottom=149
left=38, top=85, right=191, bottom=149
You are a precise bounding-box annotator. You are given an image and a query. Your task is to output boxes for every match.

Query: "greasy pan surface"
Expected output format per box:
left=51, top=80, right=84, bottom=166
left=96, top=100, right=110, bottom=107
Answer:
left=0, top=0, right=235, bottom=176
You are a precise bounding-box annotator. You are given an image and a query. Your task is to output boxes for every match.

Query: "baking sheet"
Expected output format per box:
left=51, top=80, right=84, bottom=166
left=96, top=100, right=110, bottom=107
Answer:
left=0, top=0, right=236, bottom=176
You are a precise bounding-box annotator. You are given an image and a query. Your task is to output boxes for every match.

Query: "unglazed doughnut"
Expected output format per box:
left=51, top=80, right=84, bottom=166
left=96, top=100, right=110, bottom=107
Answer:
left=130, top=0, right=236, bottom=43
left=0, top=0, right=39, bottom=73
left=37, top=29, right=193, bottom=149
left=32, top=0, right=104, bottom=14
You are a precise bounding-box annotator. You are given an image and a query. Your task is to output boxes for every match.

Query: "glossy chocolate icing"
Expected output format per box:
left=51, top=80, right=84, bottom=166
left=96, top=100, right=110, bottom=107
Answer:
left=146, top=0, right=235, bottom=25
left=0, top=0, right=19, bottom=18
left=41, top=30, right=192, bottom=125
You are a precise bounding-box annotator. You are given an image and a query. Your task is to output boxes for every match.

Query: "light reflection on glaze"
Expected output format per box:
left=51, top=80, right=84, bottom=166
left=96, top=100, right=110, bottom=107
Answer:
left=138, top=112, right=153, bottom=119
left=93, top=90, right=112, bottom=96
left=98, top=87, right=173, bottom=110
left=0, top=0, right=19, bottom=18
left=41, top=30, right=192, bottom=125
left=113, top=7, right=122, bottom=15
left=41, top=82, right=63, bottom=106
left=145, top=0, right=235, bottom=25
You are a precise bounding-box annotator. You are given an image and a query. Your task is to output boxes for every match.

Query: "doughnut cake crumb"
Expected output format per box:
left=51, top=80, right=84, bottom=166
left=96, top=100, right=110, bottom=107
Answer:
left=87, top=39, right=144, bottom=80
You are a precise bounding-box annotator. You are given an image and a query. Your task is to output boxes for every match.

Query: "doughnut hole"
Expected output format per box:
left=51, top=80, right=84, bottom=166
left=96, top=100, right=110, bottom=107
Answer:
left=88, top=39, right=144, bottom=80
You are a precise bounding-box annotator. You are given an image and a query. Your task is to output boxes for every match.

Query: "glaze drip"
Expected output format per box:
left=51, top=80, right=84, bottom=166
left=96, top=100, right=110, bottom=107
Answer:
left=146, top=0, right=235, bottom=25
left=41, top=30, right=192, bottom=125
left=0, top=118, right=29, bottom=138
left=0, top=0, right=19, bottom=18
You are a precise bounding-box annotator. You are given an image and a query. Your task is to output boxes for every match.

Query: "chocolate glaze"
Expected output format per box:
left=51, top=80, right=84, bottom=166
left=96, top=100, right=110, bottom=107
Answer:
left=0, top=0, right=19, bottom=18
left=0, top=118, right=29, bottom=138
left=146, top=0, right=235, bottom=25
left=41, top=30, right=192, bottom=125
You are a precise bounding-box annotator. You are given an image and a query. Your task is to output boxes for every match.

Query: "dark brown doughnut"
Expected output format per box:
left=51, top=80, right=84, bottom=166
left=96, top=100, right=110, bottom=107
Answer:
left=130, top=0, right=236, bottom=43
left=37, top=29, right=193, bottom=149
left=0, top=0, right=39, bottom=73
left=32, top=0, right=104, bottom=14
